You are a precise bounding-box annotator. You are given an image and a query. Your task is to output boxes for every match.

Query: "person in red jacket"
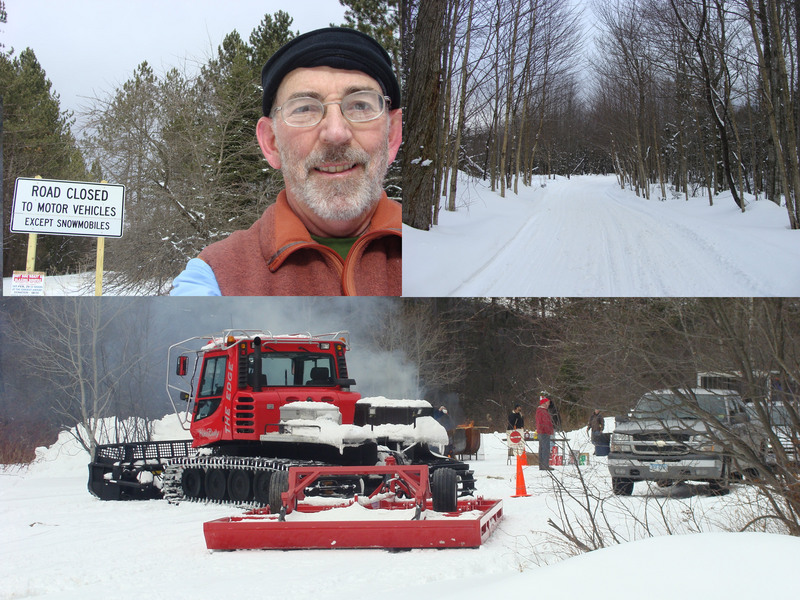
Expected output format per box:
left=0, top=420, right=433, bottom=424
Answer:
left=535, top=394, right=555, bottom=470
left=171, top=28, right=402, bottom=296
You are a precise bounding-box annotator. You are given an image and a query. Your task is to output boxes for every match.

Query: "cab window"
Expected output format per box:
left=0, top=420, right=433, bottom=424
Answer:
left=257, top=353, right=334, bottom=386
left=199, top=356, right=227, bottom=398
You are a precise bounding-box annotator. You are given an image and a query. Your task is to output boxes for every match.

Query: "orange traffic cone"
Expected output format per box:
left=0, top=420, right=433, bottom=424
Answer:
left=519, top=450, right=528, bottom=466
left=511, top=453, right=529, bottom=498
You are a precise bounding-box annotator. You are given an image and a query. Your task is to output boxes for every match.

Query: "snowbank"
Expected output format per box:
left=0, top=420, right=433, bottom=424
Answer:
left=401, top=531, right=800, bottom=599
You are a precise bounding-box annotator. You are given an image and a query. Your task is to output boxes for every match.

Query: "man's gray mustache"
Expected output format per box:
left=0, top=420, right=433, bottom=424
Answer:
left=306, top=146, right=371, bottom=170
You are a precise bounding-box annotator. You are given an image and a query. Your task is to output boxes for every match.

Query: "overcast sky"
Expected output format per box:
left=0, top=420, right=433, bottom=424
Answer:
left=2, top=0, right=346, bottom=117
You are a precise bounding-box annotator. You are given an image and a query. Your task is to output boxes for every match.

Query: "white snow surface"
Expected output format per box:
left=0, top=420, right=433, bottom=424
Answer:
left=357, top=396, right=433, bottom=408
left=271, top=397, right=449, bottom=449
left=2, top=413, right=798, bottom=599
left=404, top=174, right=800, bottom=296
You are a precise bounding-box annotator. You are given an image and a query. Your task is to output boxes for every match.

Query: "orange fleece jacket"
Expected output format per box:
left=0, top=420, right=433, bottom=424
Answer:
left=198, top=190, right=401, bottom=296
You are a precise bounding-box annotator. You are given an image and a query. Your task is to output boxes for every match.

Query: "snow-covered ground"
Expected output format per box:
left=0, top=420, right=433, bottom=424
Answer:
left=404, top=174, right=800, bottom=296
left=2, top=413, right=797, bottom=599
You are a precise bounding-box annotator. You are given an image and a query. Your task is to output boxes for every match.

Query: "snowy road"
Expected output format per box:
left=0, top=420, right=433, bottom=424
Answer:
left=404, top=175, right=800, bottom=296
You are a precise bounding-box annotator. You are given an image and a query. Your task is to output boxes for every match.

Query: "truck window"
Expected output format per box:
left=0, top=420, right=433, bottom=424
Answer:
left=255, top=353, right=335, bottom=387
left=698, top=396, right=728, bottom=419
left=199, top=356, right=227, bottom=398
left=634, top=392, right=734, bottom=421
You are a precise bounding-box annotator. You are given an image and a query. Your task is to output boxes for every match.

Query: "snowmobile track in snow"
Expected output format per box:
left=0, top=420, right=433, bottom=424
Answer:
left=448, top=177, right=773, bottom=296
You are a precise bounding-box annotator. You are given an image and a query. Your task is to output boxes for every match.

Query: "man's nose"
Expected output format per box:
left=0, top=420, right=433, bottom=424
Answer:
left=318, top=104, right=354, bottom=145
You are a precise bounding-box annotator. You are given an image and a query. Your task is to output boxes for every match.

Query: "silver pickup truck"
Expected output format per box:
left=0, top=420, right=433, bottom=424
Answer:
left=748, top=401, right=799, bottom=466
left=608, top=389, right=759, bottom=495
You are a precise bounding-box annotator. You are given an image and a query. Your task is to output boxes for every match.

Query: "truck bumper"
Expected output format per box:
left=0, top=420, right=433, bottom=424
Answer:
left=608, top=454, right=723, bottom=481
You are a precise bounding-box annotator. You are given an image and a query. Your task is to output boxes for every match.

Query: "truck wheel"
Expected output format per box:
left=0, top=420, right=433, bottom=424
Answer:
left=181, top=468, right=204, bottom=498
left=227, top=470, right=252, bottom=502
left=205, top=468, right=227, bottom=501
left=431, top=467, right=458, bottom=512
left=612, top=477, right=634, bottom=496
left=253, top=470, right=272, bottom=506
left=269, top=470, right=290, bottom=515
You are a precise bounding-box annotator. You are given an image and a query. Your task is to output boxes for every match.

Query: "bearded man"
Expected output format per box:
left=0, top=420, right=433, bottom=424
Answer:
left=171, top=28, right=402, bottom=296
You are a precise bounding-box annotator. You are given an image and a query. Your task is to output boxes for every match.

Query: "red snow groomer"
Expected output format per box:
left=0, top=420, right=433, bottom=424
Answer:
left=88, top=331, right=476, bottom=513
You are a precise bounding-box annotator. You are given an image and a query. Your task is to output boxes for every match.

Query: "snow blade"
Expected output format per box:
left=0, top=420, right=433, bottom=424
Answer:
left=203, top=497, right=503, bottom=551
left=202, top=464, right=502, bottom=550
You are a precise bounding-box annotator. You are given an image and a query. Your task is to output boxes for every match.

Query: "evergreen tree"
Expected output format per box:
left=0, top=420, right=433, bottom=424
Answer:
left=191, top=11, right=297, bottom=236
left=555, top=355, right=589, bottom=428
left=201, top=11, right=297, bottom=215
left=1, top=48, right=91, bottom=277
left=337, top=0, right=401, bottom=77
left=201, top=31, right=271, bottom=214
left=0, top=0, right=7, bottom=49
left=82, top=12, right=299, bottom=291
left=248, top=11, right=296, bottom=73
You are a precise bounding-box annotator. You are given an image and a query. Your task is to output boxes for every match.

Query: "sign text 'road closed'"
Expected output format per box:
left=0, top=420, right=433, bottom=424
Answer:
left=11, top=177, right=125, bottom=238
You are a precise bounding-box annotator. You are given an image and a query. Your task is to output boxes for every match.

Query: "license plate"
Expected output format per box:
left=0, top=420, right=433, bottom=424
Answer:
left=649, top=462, right=668, bottom=473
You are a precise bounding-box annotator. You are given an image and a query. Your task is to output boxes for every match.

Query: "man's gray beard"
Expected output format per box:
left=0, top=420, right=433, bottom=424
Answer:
left=279, top=142, right=389, bottom=224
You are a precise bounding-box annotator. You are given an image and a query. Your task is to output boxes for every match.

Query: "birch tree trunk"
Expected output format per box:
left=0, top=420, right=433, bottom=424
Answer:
left=499, top=0, right=521, bottom=198
left=447, top=0, right=475, bottom=211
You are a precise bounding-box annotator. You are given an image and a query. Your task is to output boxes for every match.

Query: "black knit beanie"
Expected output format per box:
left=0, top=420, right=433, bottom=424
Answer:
left=261, top=27, right=401, bottom=116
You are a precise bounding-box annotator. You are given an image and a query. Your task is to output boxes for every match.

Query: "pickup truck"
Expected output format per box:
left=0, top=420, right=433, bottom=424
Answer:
left=748, top=401, right=799, bottom=467
left=608, top=389, right=759, bottom=495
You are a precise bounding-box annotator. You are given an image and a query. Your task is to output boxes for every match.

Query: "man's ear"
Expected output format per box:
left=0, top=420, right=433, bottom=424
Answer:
left=256, top=116, right=282, bottom=169
left=387, top=108, right=402, bottom=163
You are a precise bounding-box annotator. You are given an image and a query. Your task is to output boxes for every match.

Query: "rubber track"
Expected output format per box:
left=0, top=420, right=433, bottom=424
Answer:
left=161, top=455, right=316, bottom=508
left=161, top=455, right=475, bottom=507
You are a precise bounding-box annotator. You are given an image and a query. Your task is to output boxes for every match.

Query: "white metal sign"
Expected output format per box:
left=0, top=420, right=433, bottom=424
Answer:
left=10, top=177, right=125, bottom=238
left=11, top=271, right=45, bottom=296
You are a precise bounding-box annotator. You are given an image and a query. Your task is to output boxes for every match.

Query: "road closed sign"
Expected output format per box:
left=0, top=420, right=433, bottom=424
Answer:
left=507, top=429, right=525, bottom=456
left=10, top=177, right=125, bottom=238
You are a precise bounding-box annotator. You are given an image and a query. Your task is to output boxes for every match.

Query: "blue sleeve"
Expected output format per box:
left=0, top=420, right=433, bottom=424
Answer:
left=170, top=258, right=222, bottom=296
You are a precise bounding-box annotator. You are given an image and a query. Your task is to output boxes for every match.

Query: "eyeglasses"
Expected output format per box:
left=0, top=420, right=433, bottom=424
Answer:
left=273, top=90, right=390, bottom=128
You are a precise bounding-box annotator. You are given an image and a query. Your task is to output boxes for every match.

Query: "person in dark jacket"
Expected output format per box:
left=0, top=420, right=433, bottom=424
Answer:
left=587, top=409, right=604, bottom=440
left=435, top=406, right=455, bottom=431
left=535, top=396, right=555, bottom=470
left=434, top=406, right=455, bottom=454
left=587, top=408, right=607, bottom=455
left=507, top=405, right=524, bottom=430
left=544, top=391, right=561, bottom=431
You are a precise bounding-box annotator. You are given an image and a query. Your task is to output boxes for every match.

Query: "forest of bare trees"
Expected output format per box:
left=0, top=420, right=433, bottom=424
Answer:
left=2, top=296, right=798, bottom=466
left=402, top=0, right=800, bottom=233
